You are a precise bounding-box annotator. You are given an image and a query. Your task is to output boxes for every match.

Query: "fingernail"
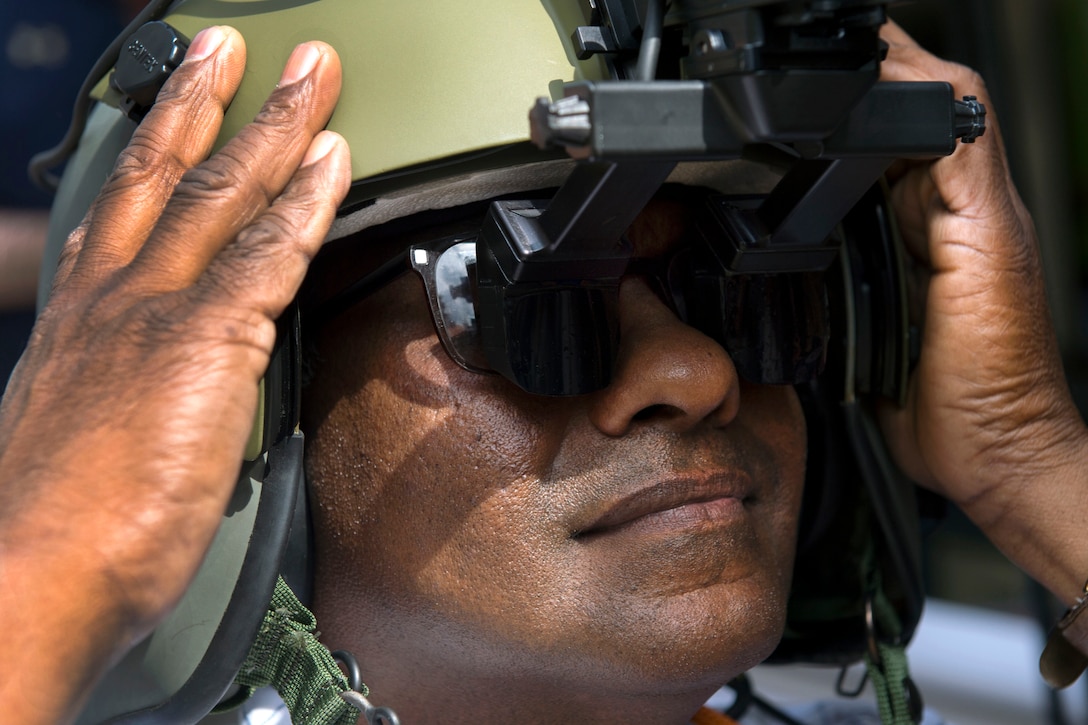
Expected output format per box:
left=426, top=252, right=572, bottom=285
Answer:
left=186, top=26, right=227, bottom=62
left=280, top=43, right=321, bottom=86
left=301, top=131, right=341, bottom=167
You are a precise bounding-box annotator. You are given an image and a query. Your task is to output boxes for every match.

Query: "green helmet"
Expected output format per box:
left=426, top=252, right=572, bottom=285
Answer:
left=36, top=1, right=985, bottom=723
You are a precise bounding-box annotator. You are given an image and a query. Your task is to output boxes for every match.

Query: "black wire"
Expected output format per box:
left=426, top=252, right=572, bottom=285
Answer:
left=27, top=0, right=176, bottom=192
left=723, top=675, right=810, bottom=725
left=308, top=248, right=412, bottom=323
left=725, top=675, right=754, bottom=719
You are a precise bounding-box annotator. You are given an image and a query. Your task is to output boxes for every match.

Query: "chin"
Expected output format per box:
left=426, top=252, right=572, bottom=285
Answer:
left=533, top=574, right=789, bottom=699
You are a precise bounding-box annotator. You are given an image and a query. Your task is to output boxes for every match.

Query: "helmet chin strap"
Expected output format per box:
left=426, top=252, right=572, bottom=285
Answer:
left=225, top=576, right=400, bottom=725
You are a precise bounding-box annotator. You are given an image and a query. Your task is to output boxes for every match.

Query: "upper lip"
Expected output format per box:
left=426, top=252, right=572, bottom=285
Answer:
left=575, top=471, right=754, bottom=537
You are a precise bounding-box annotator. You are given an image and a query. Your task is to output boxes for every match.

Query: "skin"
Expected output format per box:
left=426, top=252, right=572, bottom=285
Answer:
left=0, top=17, right=1085, bottom=725
left=0, top=209, right=47, bottom=310
left=302, top=200, right=807, bottom=724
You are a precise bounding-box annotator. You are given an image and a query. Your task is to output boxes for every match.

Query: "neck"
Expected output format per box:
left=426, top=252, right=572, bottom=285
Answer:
left=365, top=671, right=720, bottom=725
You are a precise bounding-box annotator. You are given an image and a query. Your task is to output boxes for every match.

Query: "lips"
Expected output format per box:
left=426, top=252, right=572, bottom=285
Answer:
left=574, top=471, right=754, bottom=538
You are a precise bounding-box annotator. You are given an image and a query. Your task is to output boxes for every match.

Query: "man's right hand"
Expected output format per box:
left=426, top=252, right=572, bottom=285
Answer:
left=0, top=26, right=350, bottom=725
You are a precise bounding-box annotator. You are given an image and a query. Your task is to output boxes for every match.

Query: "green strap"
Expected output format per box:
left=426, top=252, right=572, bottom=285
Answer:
left=230, top=576, right=365, bottom=725
left=865, top=640, right=916, bottom=725
left=858, top=532, right=920, bottom=725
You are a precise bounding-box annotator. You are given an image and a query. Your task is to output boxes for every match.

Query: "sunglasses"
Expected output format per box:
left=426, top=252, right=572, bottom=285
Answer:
left=314, top=221, right=829, bottom=397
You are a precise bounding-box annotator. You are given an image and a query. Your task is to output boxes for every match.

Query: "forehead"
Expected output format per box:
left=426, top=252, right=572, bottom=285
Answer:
left=626, top=196, right=700, bottom=258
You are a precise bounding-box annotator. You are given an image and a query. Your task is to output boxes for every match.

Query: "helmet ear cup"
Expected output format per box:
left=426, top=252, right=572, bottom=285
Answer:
left=273, top=304, right=315, bottom=608
left=73, top=307, right=308, bottom=725
left=772, top=378, right=882, bottom=665
left=53, top=110, right=310, bottom=724
left=770, top=182, right=927, bottom=665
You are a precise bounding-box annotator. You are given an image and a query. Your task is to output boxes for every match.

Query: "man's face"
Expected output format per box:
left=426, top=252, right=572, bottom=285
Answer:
left=301, top=196, right=807, bottom=719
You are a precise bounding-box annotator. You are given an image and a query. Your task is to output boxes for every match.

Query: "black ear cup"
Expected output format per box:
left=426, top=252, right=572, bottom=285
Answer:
left=770, top=183, right=928, bottom=666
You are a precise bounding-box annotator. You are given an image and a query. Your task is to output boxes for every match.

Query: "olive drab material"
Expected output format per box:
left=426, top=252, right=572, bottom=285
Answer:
left=164, top=0, right=610, bottom=200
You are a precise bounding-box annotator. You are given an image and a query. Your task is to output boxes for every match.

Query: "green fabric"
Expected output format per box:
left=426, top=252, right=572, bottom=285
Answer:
left=866, top=641, right=915, bottom=725
left=232, top=576, right=364, bottom=725
left=860, top=535, right=919, bottom=725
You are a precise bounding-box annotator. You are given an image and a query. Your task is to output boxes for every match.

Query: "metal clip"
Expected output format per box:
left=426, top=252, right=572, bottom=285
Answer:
left=836, top=662, right=869, bottom=698
left=340, top=690, right=401, bottom=725
left=865, top=595, right=883, bottom=668
left=332, top=649, right=401, bottom=724
left=1040, top=579, right=1088, bottom=688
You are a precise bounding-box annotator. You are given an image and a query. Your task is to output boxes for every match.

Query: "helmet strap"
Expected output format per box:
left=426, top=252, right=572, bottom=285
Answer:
left=865, top=640, right=921, bottom=725
left=863, top=565, right=923, bottom=725
left=221, top=576, right=398, bottom=724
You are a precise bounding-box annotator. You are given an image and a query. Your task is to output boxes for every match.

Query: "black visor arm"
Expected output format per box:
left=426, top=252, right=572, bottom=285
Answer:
left=532, top=80, right=984, bottom=162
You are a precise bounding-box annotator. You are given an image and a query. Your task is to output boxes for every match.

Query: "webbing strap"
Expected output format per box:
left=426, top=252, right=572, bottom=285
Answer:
left=232, top=576, right=363, bottom=725
left=865, top=641, right=915, bottom=725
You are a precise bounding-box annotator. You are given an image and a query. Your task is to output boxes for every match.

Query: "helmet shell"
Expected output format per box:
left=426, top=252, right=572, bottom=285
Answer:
left=165, top=0, right=608, bottom=199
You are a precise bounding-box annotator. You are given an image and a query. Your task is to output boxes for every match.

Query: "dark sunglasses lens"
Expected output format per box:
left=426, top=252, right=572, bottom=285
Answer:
left=485, top=284, right=619, bottom=397
left=416, top=238, right=621, bottom=396
left=417, top=238, right=828, bottom=393
left=412, top=241, right=490, bottom=371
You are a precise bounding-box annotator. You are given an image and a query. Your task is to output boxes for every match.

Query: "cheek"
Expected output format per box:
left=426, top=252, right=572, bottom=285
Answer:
left=740, top=381, right=807, bottom=571
left=304, top=297, right=566, bottom=605
left=740, top=381, right=806, bottom=475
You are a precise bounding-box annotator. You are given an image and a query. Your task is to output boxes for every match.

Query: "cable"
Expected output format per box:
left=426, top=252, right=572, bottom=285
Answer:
left=634, top=0, right=665, bottom=81
left=27, top=0, right=176, bottom=191
left=724, top=675, right=810, bottom=725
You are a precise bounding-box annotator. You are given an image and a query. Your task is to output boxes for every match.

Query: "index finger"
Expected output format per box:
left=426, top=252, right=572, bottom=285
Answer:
left=880, top=18, right=921, bottom=50
left=131, top=39, right=343, bottom=290
left=64, top=26, right=247, bottom=287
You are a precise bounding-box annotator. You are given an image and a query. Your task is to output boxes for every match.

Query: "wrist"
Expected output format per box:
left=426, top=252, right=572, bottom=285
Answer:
left=0, top=481, right=137, bottom=725
left=957, top=409, right=1088, bottom=603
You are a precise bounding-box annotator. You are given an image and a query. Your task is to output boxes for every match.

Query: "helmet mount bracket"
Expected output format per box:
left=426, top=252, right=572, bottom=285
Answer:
left=478, top=1, right=984, bottom=397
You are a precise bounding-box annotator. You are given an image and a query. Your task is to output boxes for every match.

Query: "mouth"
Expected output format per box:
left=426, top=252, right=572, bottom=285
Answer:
left=573, top=472, right=754, bottom=540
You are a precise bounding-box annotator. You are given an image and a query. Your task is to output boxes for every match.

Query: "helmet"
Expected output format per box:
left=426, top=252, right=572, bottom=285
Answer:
left=35, top=1, right=984, bottom=723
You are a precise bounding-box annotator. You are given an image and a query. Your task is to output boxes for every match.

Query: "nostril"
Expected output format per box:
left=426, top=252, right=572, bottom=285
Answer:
left=632, top=404, right=673, bottom=422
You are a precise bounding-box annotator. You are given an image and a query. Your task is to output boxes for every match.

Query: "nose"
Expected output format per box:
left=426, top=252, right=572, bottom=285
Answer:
left=588, top=277, right=741, bottom=436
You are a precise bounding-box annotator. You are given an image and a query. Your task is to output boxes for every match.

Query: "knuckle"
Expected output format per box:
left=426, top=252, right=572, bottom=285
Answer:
left=60, top=221, right=88, bottom=256
left=153, top=68, right=200, bottom=108
left=108, top=133, right=188, bottom=200
left=235, top=210, right=306, bottom=266
left=178, top=160, right=247, bottom=198
left=963, top=69, right=988, bottom=94
left=205, top=211, right=311, bottom=308
left=175, top=157, right=266, bottom=223
left=253, top=90, right=300, bottom=129
left=944, top=61, right=987, bottom=93
left=181, top=143, right=283, bottom=214
left=111, top=139, right=163, bottom=187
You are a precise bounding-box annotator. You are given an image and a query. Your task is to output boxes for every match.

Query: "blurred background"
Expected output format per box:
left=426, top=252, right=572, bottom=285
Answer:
left=2, top=1, right=1087, bottom=723
left=0, top=0, right=144, bottom=379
